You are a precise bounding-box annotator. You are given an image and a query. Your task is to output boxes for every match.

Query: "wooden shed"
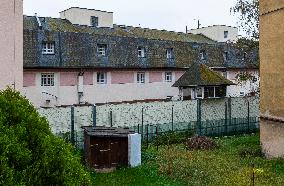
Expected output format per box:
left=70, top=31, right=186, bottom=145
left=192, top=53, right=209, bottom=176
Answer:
left=82, top=126, right=135, bottom=170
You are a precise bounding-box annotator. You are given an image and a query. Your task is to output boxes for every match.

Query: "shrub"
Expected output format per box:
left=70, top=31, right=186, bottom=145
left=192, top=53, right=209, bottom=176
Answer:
left=238, top=147, right=263, bottom=158
left=186, top=136, right=218, bottom=150
left=0, top=88, right=91, bottom=185
left=155, top=131, right=193, bottom=146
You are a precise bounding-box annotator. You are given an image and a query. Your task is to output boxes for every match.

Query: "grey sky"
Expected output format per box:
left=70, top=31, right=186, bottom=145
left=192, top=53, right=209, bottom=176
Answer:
left=23, top=0, right=239, bottom=34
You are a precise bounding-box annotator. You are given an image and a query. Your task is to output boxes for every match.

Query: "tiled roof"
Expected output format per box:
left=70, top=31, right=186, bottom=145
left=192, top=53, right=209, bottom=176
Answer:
left=24, top=16, right=216, bottom=44
left=173, top=64, right=234, bottom=87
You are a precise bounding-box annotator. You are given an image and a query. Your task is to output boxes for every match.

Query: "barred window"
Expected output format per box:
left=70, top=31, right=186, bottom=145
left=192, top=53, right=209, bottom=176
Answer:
left=42, top=42, right=55, bottom=54
left=41, top=73, right=54, bottom=86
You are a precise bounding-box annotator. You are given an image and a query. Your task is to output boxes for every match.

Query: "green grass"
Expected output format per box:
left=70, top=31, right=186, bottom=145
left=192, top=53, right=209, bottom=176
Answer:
left=92, top=134, right=284, bottom=186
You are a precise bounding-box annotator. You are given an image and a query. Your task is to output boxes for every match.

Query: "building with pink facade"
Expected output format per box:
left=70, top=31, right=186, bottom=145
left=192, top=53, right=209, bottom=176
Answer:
left=0, top=0, right=23, bottom=90
left=23, top=8, right=259, bottom=108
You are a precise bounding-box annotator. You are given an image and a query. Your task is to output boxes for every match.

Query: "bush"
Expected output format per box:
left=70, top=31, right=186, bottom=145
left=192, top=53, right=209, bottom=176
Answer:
left=0, top=88, right=91, bottom=185
left=155, top=131, right=193, bottom=146
left=238, top=147, right=263, bottom=158
left=186, top=136, right=218, bottom=150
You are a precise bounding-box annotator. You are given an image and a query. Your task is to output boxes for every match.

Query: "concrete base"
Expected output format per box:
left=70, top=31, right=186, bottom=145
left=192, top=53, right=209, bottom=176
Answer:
left=260, top=119, right=284, bottom=158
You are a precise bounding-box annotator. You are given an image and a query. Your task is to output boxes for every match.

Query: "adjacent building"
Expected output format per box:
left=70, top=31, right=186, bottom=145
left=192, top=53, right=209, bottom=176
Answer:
left=0, top=0, right=23, bottom=90
left=188, top=25, right=238, bottom=43
left=260, top=0, right=284, bottom=157
left=23, top=8, right=259, bottom=108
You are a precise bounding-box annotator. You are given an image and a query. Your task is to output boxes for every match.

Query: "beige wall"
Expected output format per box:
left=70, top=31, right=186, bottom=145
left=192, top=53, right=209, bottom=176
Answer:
left=60, top=7, right=113, bottom=28
left=0, top=0, right=23, bottom=91
left=260, top=0, right=284, bottom=157
left=188, top=25, right=238, bottom=43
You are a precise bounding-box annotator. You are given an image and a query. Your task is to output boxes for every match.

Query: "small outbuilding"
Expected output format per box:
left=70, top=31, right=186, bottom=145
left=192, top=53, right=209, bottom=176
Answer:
left=82, top=126, right=141, bottom=170
left=173, top=63, right=234, bottom=100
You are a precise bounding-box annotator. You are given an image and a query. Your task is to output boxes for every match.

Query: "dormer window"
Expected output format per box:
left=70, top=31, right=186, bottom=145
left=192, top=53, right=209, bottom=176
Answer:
left=97, top=44, right=107, bottom=56
left=200, top=50, right=206, bottom=60
left=91, top=16, right=99, bottom=27
left=138, top=47, right=145, bottom=58
left=42, top=42, right=55, bottom=54
left=166, top=48, right=174, bottom=59
left=243, top=52, right=247, bottom=60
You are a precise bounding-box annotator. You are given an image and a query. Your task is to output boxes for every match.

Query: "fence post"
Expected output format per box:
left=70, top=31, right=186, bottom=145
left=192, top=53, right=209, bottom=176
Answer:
left=141, top=107, right=144, bottom=141
left=156, top=126, right=159, bottom=151
left=171, top=105, right=174, bottom=131
left=196, top=99, right=202, bottom=135
left=92, top=104, right=96, bottom=127
left=146, top=124, right=149, bottom=148
left=110, top=110, right=113, bottom=127
left=138, top=124, right=140, bottom=134
left=71, top=106, right=75, bottom=145
left=247, top=100, right=250, bottom=132
left=225, top=102, right=228, bottom=135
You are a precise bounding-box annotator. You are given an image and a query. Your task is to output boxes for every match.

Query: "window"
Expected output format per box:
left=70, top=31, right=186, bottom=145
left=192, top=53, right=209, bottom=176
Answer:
left=224, top=31, right=229, bottom=39
left=97, top=44, right=107, bottom=56
left=97, top=72, right=107, bottom=84
left=42, top=42, right=55, bottom=54
left=200, top=50, right=206, bottom=60
left=165, top=72, right=172, bottom=82
left=41, top=73, right=54, bottom=86
left=240, top=92, right=245, bottom=97
left=204, top=86, right=226, bottom=98
left=91, top=16, right=99, bottom=27
left=138, top=47, right=145, bottom=58
left=137, top=72, right=145, bottom=84
left=166, top=48, right=174, bottom=59
left=224, top=51, right=228, bottom=60
left=195, top=87, right=203, bottom=98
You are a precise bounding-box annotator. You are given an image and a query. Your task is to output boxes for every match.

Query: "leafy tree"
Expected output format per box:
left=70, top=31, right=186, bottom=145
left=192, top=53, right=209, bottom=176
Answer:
left=0, top=88, right=92, bottom=185
left=231, top=0, right=259, bottom=39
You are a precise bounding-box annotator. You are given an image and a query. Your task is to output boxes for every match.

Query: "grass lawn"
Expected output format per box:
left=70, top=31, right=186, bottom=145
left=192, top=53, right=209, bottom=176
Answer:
left=92, top=134, right=284, bottom=186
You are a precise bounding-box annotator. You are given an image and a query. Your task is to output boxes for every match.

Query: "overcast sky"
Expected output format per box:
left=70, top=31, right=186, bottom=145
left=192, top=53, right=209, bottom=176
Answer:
left=23, top=0, right=240, bottom=34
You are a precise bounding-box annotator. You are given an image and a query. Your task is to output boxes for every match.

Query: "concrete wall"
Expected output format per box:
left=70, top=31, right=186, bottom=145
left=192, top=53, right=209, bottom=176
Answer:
left=60, top=7, right=113, bottom=28
left=37, top=97, right=259, bottom=135
left=188, top=25, right=238, bottom=43
left=0, top=0, right=23, bottom=90
left=259, top=0, right=284, bottom=157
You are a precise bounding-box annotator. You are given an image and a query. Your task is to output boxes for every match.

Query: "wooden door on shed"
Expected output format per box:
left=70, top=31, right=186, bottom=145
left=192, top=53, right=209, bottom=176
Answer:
left=90, top=137, right=128, bottom=169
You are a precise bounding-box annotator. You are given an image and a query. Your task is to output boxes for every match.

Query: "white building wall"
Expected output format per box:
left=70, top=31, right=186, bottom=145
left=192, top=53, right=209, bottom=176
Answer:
left=188, top=25, right=238, bottom=43
left=23, top=71, right=181, bottom=108
left=226, top=69, right=260, bottom=97
left=60, top=7, right=113, bottom=28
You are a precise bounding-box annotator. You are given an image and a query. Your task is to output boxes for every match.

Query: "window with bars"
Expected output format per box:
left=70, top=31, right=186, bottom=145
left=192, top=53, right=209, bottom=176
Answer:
left=97, top=44, right=107, bottom=56
left=42, top=42, right=55, bottom=54
left=137, top=72, right=145, bottom=84
left=41, top=73, right=54, bottom=86
left=138, top=47, right=145, bottom=58
left=165, top=72, right=172, bottom=82
left=97, top=72, right=107, bottom=84
left=166, top=48, right=174, bottom=59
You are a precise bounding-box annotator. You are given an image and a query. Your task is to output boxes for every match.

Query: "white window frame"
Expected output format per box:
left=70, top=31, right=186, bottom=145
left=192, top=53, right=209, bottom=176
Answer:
left=97, top=72, right=107, bottom=84
left=41, top=73, right=55, bottom=87
left=165, top=72, right=172, bottom=82
left=42, top=42, right=55, bottom=54
left=97, top=44, right=107, bottom=56
left=195, top=87, right=203, bottom=99
left=138, top=47, right=145, bottom=58
left=137, top=72, right=145, bottom=84
left=166, top=48, right=173, bottom=59
left=200, top=51, right=206, bottom=60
